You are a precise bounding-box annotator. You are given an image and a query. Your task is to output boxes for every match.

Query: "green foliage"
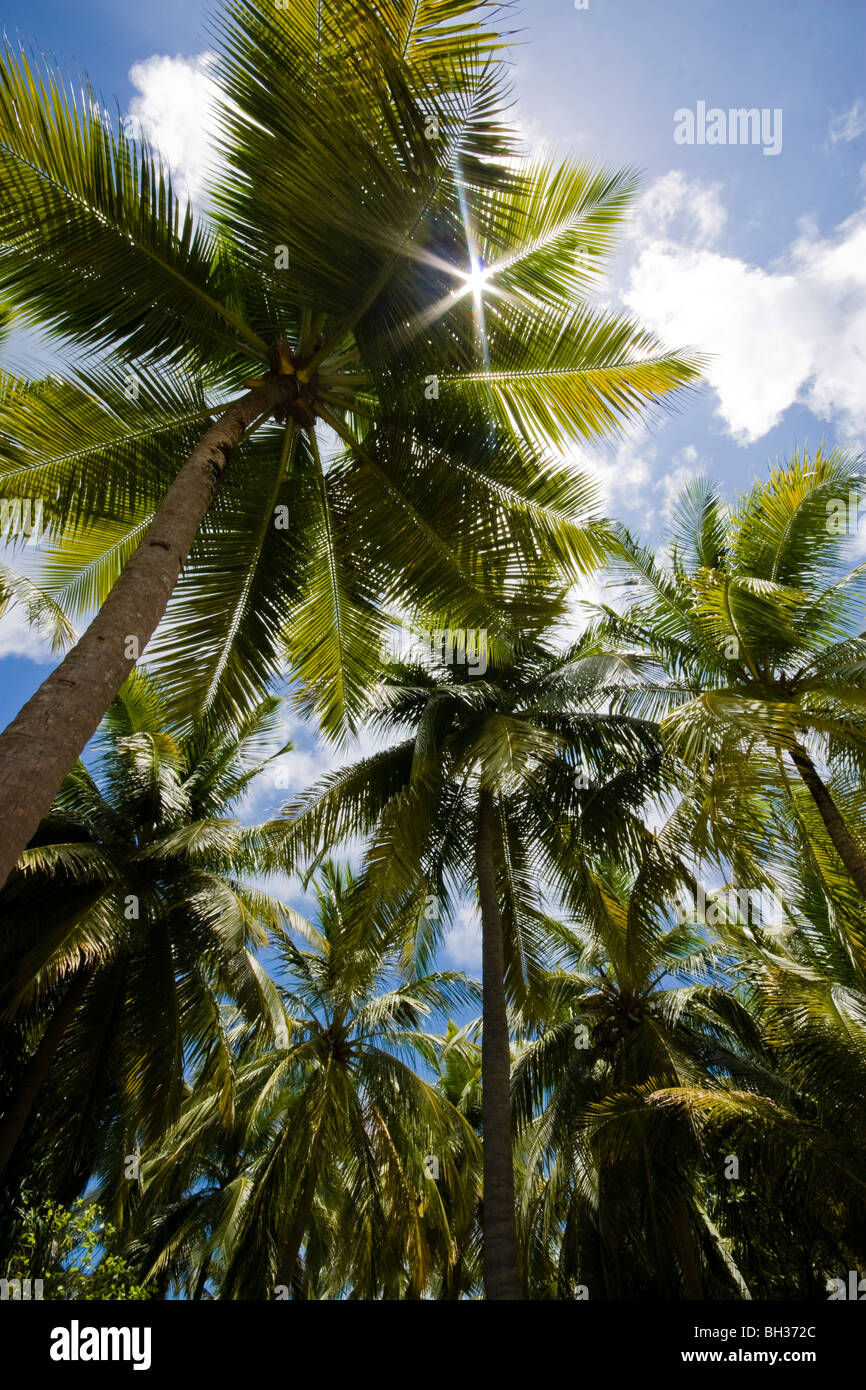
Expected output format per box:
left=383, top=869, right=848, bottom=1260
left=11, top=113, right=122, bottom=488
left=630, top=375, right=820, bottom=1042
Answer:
left=126, top=863, right=480, bottom=1300
left=0, top=678, right=293, bottom=1203
left=0, top=0, right=863, bottom=1305
left=0, top=0, right=699, bottom=738
left=593, top=449, right=866, bottom=902
left=6, top=1199, right=152, bottom=1299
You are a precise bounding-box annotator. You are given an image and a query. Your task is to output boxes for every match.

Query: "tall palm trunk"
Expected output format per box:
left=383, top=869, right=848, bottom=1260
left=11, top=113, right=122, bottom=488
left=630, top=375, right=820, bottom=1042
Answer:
left=670, top=1199, right=705, bottom=1300
left=475, top=785, right=523, bottom=1300
left=0, top=965, right=93, bottom=1180
left=790, top=746, right=866, bottom=899
left=0, top=378, right=289, bottom=891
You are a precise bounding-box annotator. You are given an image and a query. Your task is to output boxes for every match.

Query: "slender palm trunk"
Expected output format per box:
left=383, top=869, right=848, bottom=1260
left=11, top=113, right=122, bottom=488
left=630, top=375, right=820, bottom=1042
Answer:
left=0, top=965, right=93, bottom=1181
left=475, top=785, right=523, bottom=1300
left=670, top=1200, right=705, bottom=1300
left=0, top=378, right=289, bottom=891
left=790, top=746, right=866, bottom=899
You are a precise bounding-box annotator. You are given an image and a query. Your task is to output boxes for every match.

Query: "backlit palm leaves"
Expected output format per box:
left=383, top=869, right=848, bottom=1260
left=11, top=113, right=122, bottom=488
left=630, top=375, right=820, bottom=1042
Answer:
left=271, top=607, right=676, bottom=1296
left=513, top=853, right=760, bottom=1299
left=128, top=863, right=480, bottom=1299
left=0, top=679, right=292, bottom=1201
left=3, top=456, right=866, bottom=1299
left=0, top=0, right=699, bottom=885
left=596, top=450, right=866, bottom=897
left=1, top=0, right=861, bottom=1307
left=651, top=864, right=866, bottom=1299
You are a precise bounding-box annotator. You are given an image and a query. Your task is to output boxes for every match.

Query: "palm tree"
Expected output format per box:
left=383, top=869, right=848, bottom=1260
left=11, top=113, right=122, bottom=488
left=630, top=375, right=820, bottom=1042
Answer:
left=598, top=450, right=866, bottom=899
left=0, top=677, right=291, bottom=1201
left=129, top=861, right=480, bottom=1299
left=512, top=851, right=763, bottom=1299
left=276, top=612, right=675, bottom=1297
left=0, top=0, right=700, bottom=887
left=653, top=855, right=866, bottom=1298
left=424, top=1020, right=484, bottom=1298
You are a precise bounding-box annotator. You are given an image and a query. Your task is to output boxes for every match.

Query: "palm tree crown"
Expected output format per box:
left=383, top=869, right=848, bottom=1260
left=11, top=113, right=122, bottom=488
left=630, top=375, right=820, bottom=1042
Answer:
left=598, top=450, right=866, bottom=898
left=0, top=0, right=700, bottom=888
left=0, top=679, right=292, bottom=1204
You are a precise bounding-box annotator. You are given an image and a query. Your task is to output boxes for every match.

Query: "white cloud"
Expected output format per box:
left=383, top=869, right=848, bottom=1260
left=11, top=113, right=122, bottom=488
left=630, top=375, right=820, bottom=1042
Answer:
left=577, top=434, right=708, bottom=541
left=249, top=870, right=317, bottom=917
left=0, top=603, right=54, bottom=662
left=271, top=745, right=334, bottom=794
left=654, top=445, right=707, bottom=515
left=624, top=177, right=866, bottom=444
left=829, top=99, right=866, bottom=145
left=558, top=572, right=607, bottom=647
left=234, top=702, right=339, bottom=823
left=126, top=53, right=221, bottom=203
left=629, top=169, right=727, bottom=249
left=585, top=434, right=658, bottom=515
left=443, top=901, right=482, bottom=973
left=0, top=532, right=63, bottom=663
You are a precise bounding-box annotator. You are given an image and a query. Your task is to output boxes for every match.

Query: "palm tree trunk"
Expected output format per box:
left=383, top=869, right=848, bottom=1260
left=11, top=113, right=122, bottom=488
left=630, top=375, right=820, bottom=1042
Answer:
left=670, top=1200, right=705, bottom=1300
left=475, top=785, right=523, bottom=1301
left=0, top=378, right=290, bottom=891
left=790, top=746, right=866, bottom=899
left=0, top=965, right=93, bottom=1181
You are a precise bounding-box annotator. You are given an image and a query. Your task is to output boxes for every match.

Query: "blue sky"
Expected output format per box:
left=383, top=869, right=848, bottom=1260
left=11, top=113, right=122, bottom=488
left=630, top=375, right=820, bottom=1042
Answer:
left=1, top=0, right=864, bottom=966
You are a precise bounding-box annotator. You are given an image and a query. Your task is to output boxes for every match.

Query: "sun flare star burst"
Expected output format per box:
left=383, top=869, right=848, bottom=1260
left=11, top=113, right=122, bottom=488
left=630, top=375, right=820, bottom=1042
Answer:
left=463, top=263, right=492, bottom=297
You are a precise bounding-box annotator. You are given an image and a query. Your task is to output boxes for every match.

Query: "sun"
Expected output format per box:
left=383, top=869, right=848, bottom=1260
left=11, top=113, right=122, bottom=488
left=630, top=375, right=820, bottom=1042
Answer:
left=463, top=263, right=492, bottom=297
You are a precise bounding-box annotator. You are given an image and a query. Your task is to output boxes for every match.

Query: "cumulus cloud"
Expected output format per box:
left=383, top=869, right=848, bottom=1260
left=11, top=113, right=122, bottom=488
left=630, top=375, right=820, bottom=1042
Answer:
left=628, top=169, right=727, bottom=249
left=125, top=52, right=222, bottom=203
left=586, top=435, right=658, bottom=515
left=623, top=175, right=866, bottom=444
left=829, top=99, right=866, bottom=145
left=234, top=701, right=339, bottom=824
left=233, top=701, right=400, bottom=851
left=0, top=603, right=54, bottom=662
left=580, top=432, right=708, bottom=530
left=655, top=450, right=703, bottom=516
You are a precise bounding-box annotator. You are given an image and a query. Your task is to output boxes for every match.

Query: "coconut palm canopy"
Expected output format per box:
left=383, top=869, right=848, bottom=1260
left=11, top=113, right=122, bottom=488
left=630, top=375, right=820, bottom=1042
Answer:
left=0, top=0, right=702, bottom=889
left=0, top=0, right=863, bottom=1309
